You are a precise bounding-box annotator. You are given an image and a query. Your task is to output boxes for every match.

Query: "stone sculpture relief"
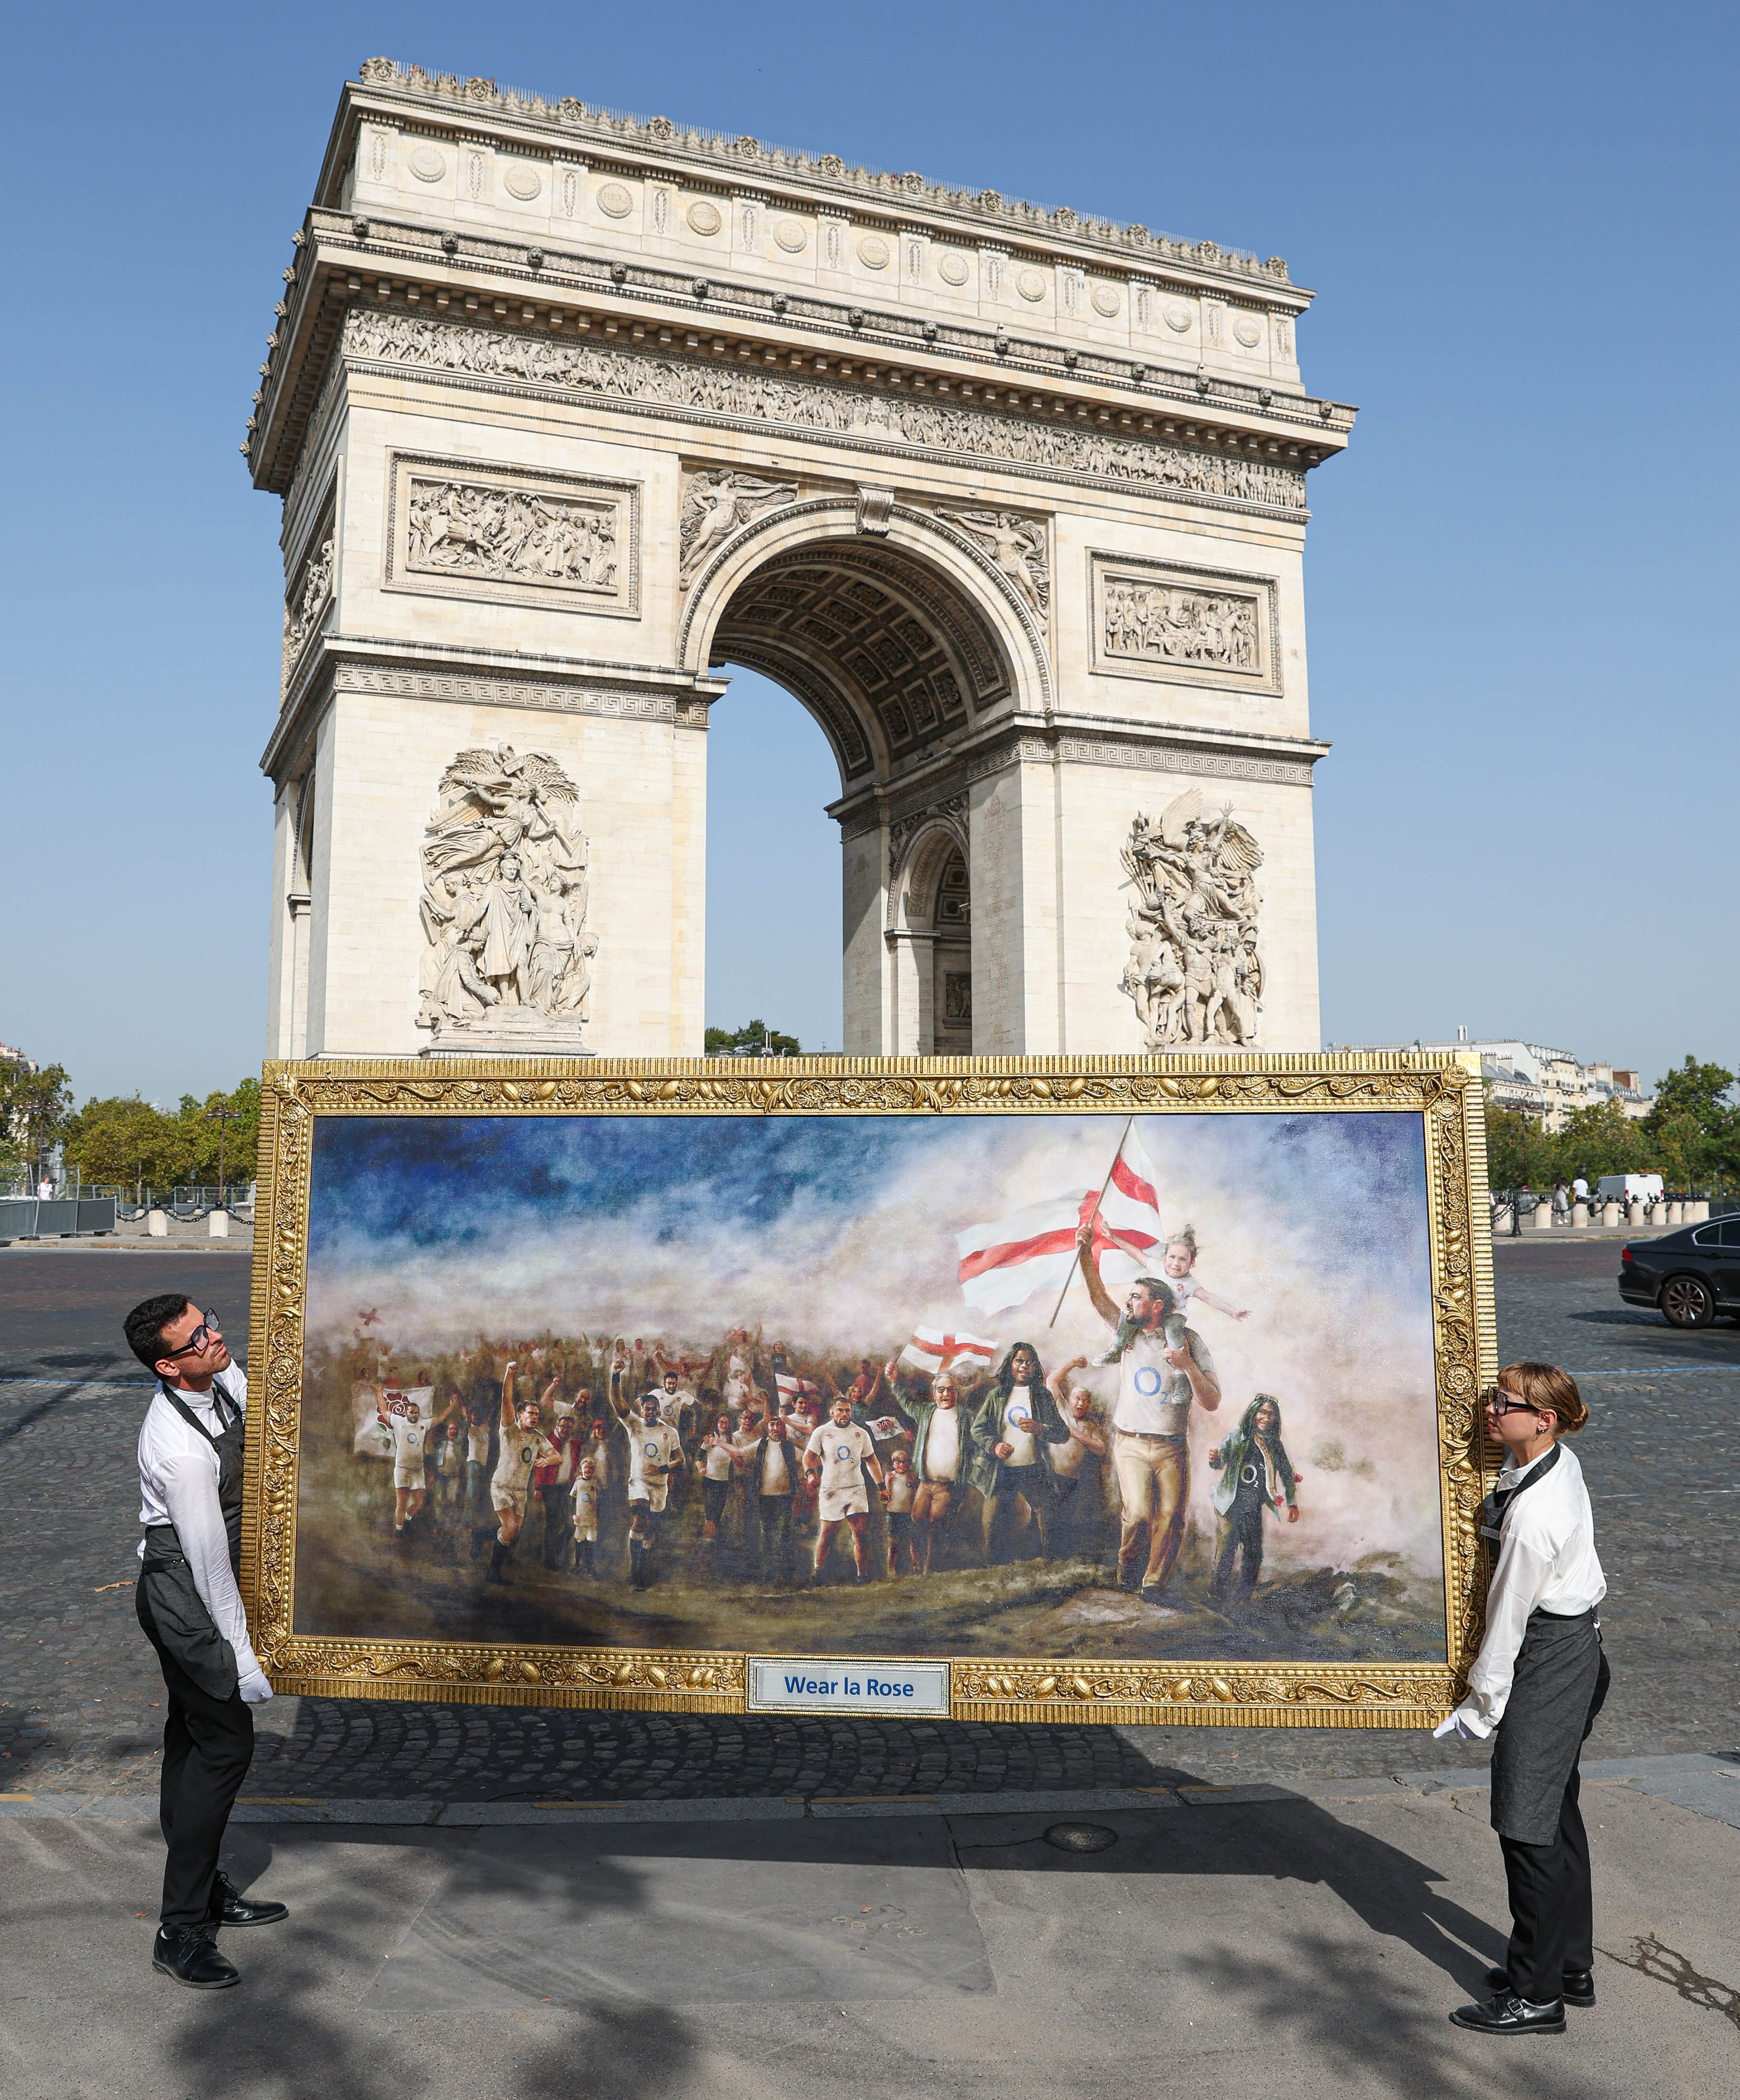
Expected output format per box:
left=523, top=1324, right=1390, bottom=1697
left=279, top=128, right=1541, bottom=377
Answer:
left=1104, top=579, right=1259, bottom=671
left=943, top=511, right=1050, bottom=618
left=343, top=310, right=1309, bottom=515
left=416, top=744, right=596, bottom=1043
left=1119, top=789, right=1263, bottom=1048
left=406, top=476, right=618, bottom=593
left=281, top=534, right=333, bottom=696
left=678, top=470, right=797, bottom=583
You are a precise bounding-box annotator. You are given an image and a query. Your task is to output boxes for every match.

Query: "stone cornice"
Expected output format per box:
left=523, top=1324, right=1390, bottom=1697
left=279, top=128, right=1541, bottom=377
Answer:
left=250, top=273, right=1326, bottom=519
left=332, top=60, right=1306, bottom=302
left=262, top=632, right=722, bottom=780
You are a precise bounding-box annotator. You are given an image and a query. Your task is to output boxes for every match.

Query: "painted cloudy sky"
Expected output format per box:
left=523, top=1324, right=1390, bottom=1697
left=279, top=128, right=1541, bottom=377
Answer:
left=307, top=1108, right=1443, bottom=1574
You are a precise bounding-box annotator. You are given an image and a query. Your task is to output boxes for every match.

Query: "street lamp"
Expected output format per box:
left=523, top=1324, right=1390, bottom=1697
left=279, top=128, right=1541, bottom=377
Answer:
left=205, top=1102, right=241, bottom=1203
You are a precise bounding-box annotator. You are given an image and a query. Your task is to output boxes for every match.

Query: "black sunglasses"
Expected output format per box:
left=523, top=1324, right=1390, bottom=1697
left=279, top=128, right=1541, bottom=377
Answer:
left=1487, top=1390, right=1546, bottom=1418
left=161, top=1310, right=223, bottom=1361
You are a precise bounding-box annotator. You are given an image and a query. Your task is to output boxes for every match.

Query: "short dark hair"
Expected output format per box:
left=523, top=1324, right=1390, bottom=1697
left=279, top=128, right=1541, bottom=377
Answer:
left=124, top=1293, right=194, bottom=1372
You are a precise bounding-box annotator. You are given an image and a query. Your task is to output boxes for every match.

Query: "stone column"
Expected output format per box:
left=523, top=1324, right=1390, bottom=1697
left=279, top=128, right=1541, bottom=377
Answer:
left=1533, top=1200, right=1554, bottom=1229
left=1572, top=1201, right=1588, bottom=1227
left=969, top=755, right=1060, bottom=1056
left=1601, top=1201, right=1619, bottom=1227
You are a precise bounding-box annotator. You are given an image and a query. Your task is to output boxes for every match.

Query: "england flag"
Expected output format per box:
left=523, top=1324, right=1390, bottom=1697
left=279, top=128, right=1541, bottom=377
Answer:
left=900, top=1326, right=998, bottom=1373
left=955, top=1123, right=1165, bottom=1314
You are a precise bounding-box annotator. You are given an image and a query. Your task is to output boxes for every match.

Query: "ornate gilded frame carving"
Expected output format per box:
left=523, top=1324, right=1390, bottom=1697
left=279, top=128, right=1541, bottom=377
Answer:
left=243, top=1051, right=1495, bottom=1728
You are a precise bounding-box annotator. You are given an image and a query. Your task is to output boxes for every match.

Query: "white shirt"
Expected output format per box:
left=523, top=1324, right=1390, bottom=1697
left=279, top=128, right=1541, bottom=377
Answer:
left=466, top=1422, right=491, bottom=1464
left=702, top=1437, right=736, bottom=1482
left=493, top=1422, right=557, bottom=1495
left=627, top=1419, right=682, bottom=1495
left=1453, top=1442, right=1606, bottom=1737
left=806, top=1420, right=875, bottom=1497
left=1003, top=1387, right=1040, bottom=1467
left=1112, top=1325, right=1210, bottom=1437
left=383, top=1414, right=427, bottom=1469
left=921, top=1406, right=961, bottom=1483
left=760, top=1440, right=793, bottom=1495
left=136, top=1370, right=269, bottom=1699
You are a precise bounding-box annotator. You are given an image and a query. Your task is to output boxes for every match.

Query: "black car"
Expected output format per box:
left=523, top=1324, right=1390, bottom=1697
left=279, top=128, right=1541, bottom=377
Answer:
left=1619, top=1212, right=1740, bottom=1327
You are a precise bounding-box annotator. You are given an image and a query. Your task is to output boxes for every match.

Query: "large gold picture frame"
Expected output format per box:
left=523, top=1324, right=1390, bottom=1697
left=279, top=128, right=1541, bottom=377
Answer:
left=243, top=1052, right=1496, bottom=1730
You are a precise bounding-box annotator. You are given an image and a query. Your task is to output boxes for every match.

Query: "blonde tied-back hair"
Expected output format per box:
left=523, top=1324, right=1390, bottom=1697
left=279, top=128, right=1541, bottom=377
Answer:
left=1166, top=1224, right=1200, bottom=1262
left=1497, top=1361, right=1589, bottom=1435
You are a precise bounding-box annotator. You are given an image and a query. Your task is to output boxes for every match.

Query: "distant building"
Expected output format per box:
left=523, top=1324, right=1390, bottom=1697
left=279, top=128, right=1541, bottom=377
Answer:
left=1328, top=1031, right=1654, bottom=1133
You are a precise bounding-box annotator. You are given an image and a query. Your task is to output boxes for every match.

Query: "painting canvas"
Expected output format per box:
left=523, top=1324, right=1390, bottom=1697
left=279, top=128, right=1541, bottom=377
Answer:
left=244, top=1058, right=1494, bottom=1727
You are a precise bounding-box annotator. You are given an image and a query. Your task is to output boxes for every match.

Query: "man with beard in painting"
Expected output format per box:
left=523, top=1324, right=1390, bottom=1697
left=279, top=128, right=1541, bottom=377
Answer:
left=1073, top=1221, right=1221, bottom=1598
left=884, top=1360, right=977, bottom=1576
left=971, top=1342, right=1071, bottom=1564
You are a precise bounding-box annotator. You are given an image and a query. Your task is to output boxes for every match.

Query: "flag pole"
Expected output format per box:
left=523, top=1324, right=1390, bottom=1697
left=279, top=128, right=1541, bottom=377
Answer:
left=1047, top=1115, right=1135, bottom=1330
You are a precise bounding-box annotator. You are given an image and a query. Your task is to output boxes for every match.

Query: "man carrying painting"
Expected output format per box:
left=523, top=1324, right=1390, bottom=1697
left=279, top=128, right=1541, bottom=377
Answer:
left=125, top=1292, right=288, bottom=1991
left=1073, top=1222, right=1221, bottom=1597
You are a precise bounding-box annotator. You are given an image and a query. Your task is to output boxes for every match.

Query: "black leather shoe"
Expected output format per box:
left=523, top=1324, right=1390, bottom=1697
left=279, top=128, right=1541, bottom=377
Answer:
left=153, top=1924, right=240, bottom=1989
left=1450, top=1991, right=1565, bottom=2035
left=211, top=1871, right=288, bottom=1928
left=1485, top=1965, right=1594, bottom=2006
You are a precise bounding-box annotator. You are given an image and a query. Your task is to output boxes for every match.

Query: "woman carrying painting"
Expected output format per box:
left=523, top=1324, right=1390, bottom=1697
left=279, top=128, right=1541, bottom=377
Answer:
left=1439, top=1362, right=1609, bottom=2038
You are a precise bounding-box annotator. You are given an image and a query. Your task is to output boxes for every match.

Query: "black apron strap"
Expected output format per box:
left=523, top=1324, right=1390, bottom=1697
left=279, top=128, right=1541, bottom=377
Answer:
left=1480, top=1440, right=1562, bottom=1541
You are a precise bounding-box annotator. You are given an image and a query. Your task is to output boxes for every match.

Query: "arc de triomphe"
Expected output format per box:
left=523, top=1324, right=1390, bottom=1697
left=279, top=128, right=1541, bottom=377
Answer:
left=251, top=61, right=1353, bottom=1060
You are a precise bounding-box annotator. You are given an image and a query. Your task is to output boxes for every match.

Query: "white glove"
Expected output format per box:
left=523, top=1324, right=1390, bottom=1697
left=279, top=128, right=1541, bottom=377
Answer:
left=239, top=1668, right=276, bottom=1705
left=1432, top=1705, right=1483, bottom=1742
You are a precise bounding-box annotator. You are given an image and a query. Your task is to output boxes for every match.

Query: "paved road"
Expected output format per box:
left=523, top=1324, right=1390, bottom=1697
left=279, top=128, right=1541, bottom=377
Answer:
left=4, top=1778, right=1736, bottom=2100
left=2, top=1242, right=1734, bottom=1800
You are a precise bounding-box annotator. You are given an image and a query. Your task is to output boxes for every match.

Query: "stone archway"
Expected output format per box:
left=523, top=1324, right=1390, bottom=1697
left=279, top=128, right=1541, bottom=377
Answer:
left=680, top=498, right=1047, bottom=1055
left=887, top=821, right=972, bottom=1054
left=256, top=63, right=1348, bottom=1060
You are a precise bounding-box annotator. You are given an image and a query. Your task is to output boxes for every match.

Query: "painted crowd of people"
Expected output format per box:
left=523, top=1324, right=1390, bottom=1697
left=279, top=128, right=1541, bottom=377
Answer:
left=346, top=1222, right=1306, bottom=1603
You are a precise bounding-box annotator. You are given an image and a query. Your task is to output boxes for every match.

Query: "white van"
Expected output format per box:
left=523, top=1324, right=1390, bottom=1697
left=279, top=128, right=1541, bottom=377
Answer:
left=1596, top=1173, right=1663, bottom=1202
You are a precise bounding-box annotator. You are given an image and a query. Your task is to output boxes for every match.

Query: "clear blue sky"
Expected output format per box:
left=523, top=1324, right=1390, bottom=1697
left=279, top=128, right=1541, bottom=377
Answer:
left=3, top=2, right=1734, bottom=1102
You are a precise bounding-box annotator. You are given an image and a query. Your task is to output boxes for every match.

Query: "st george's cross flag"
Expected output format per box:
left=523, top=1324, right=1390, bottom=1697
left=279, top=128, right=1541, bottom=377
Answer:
left=900, top=1326, right=997, bottom=1374
left=955, top=1124, right=1165, bottom=1314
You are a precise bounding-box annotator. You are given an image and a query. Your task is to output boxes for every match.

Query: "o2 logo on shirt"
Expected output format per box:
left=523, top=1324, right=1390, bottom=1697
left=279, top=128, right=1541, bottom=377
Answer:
left=835, top=1443, right=852, bottom=1463
left=643, top=1440, right=660, bottom=1459
left=1133, top=1366, right=1163, bottom=1398
left=518, top=1444, right=534, bottom=1466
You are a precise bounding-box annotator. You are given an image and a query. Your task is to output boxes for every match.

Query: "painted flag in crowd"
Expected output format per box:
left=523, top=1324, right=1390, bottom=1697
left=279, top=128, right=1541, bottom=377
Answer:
left=775, top=1372, right=822, bottom=1401
left=900, top=1326, right=997, bottom=1374
left=351, top=1383, right=435, bottom=1457
left=955, top=1123, right=1165, bottom=1313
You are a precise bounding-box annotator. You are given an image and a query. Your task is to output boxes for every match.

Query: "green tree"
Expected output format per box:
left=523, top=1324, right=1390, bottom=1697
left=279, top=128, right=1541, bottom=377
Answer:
left=175, top=1080, right=262, bottom=1193
left=0, top=1058, right=73, bottom=1189
left=703, top=1018, right=801, bottom=1056
left=1554, top=1099, right=1653, bottom=1185
left=64, top=1096, right=190, bottom=1202
left=1642, top=1056, right=1738, bottom=1192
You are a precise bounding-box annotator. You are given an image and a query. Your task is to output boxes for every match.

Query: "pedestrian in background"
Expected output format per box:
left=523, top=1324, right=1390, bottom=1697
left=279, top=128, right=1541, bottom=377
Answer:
left=126, top=1292, right=287, bottom=1989
left=1438, top=1361, right=1608, bottom=2035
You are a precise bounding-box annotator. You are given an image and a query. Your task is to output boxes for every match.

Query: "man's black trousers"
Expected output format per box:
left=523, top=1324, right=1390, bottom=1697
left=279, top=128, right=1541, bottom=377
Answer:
left=1498, top=1765, right=1593, bottom=2001
left=138, top=1610, right=255, bottom=1928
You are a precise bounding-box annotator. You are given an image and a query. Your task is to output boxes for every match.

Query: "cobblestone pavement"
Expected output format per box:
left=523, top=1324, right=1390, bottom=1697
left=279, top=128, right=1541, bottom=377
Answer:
left=3, top=1243, right=1734, bottom=1800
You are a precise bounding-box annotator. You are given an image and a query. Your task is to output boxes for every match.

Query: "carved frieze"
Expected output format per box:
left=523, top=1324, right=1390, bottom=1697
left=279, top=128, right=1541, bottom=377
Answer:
left=678, top=469, right=797, bottom=585
left=342, top=309, right=1309, bottom=518
left=939, top=510, right=1050, bottom=621
left=281, top=529, right=334, bottom=700
left=417, top=744, right=596, bottom=1049
left=384, top=453, right=641, bottom=616
left=1119, top=791, right=1263, bottom=1051
left=1091, top=552, right=1280, bottom=696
